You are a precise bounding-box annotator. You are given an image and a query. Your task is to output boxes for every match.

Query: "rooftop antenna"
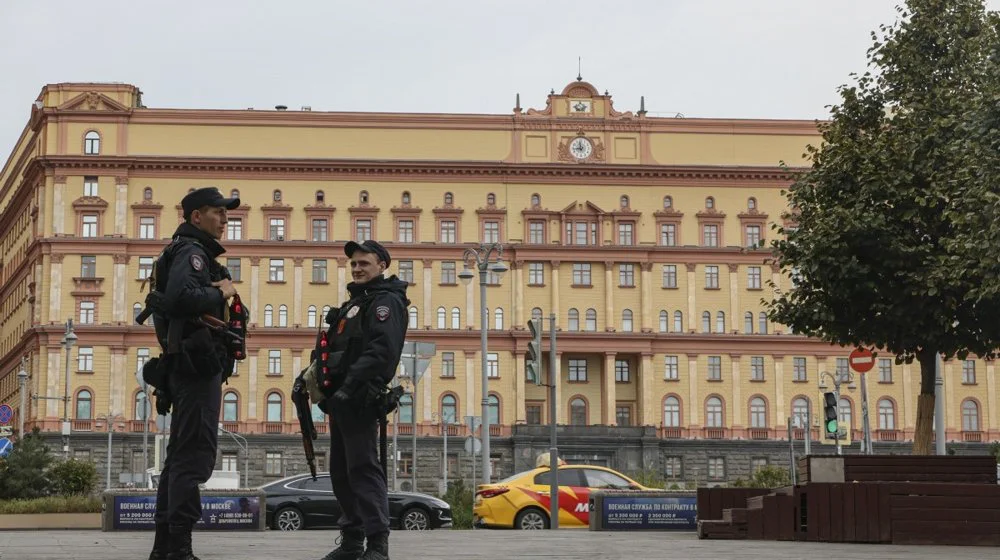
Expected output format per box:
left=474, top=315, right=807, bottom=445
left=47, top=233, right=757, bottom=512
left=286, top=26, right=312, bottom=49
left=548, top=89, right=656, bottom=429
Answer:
left=577, top=57, right=583, bottom=81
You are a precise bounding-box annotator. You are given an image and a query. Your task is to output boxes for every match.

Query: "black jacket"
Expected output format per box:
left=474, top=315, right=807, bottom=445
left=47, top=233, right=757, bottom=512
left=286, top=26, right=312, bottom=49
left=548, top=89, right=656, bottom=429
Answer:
left=162, top=222, right=228, bottom=321
left=326, top=275, right=409, bottom=394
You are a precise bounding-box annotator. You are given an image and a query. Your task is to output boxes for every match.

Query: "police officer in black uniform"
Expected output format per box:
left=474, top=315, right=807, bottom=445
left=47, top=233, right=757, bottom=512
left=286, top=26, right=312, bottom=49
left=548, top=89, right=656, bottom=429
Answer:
left=147, top=187, right=240, bottom=560
left=317, top=240, right=408, bottom=560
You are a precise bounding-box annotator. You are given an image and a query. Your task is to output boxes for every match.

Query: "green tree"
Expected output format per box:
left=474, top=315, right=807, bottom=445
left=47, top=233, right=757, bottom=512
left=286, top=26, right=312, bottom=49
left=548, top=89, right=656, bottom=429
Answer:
left=0, top=427, right=54, bottom=499
left=48, top=459, right=98, bottom=496
left=767, top=0, right=1000, bottom=455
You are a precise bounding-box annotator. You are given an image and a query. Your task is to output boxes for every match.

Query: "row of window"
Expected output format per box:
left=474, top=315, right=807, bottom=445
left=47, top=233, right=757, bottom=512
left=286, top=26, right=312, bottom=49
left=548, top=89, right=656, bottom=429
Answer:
left=76, top=255, right=772, bottom=293
left=67, top=385, right=989, bottom=433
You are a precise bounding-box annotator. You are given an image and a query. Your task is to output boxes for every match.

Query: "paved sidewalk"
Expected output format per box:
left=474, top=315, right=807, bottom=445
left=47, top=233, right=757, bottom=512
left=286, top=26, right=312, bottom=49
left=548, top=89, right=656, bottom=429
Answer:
left=0, top=529, right=991, bottom=560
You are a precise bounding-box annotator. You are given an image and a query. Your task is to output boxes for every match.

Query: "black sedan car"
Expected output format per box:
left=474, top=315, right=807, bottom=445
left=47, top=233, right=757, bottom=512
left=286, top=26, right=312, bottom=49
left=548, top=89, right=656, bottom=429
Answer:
left=262, top=473, right=452, bottom=531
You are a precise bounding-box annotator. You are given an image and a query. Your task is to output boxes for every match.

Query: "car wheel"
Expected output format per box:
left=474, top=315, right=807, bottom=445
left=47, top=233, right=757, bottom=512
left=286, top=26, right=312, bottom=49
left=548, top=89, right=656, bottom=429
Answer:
left=274, top=506, right=304, bottom=531
left=514, top=507, right=549, bottom=530
left=399, top=507, right=430, bottom=530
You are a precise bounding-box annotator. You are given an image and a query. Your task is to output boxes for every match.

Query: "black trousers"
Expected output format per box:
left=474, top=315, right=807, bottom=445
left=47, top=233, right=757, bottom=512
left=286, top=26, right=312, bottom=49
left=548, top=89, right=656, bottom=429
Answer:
left=154, top=368, right=222, bottom=528
left=328, top=403, right=389, bottom=535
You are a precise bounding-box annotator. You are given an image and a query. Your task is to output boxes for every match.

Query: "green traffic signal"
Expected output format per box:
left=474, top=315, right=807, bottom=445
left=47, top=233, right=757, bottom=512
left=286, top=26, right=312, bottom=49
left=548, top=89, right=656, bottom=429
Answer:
left=825, top=419, right=839, bottom=434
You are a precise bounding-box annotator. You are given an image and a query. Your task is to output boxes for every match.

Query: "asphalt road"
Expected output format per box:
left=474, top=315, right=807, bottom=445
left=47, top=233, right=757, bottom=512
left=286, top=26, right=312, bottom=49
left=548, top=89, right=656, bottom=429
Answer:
left=0, top=529, right=992, bottom=559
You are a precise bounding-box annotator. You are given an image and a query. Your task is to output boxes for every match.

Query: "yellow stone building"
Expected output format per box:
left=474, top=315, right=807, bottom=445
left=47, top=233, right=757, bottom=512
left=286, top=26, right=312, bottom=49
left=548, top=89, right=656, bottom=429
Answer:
left=0, top=80, right=996, bottom=451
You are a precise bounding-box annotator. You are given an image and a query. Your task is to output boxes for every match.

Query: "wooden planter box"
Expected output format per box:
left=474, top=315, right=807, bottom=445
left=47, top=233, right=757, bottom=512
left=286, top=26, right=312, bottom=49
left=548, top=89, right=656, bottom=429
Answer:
left=0, top=512, right=102, bottom=530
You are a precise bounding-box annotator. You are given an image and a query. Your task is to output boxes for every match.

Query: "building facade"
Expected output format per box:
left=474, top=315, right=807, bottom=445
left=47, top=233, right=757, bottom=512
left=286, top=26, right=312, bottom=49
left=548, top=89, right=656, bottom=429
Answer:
left=1, top=81, right=997, bottom=486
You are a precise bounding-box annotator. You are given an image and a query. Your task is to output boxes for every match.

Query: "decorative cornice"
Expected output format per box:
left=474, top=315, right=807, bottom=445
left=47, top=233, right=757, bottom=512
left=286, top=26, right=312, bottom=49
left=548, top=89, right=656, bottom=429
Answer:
left=71, top=196, right=109, bottom=210
left=29, top=156, right=803, bottom=187
left=653, top=210, right=684, bottom=219
left=476, top=206, right=507, bottom=216
left=696, top=210, right=727, bottom=220
left=390, top=206, right=423, bottom=215
left=260, top=203, right=293, bottom=213
left=130, top=201, right=163, bottom=211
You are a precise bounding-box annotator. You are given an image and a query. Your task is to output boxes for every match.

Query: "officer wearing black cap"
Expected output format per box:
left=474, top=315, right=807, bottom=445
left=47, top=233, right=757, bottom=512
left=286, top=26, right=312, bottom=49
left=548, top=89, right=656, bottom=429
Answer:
left=147, top=187, right=240, bottom=560
left=316, top=239, right=408, bottom=560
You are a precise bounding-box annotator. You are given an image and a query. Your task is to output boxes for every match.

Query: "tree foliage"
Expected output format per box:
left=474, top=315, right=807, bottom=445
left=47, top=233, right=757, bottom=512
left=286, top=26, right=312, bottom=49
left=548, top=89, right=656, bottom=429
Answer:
left=730, top=466, right=792, bottom=489
left=766, top=0, right=999, bottom=454
left=0, top=428, right=55, bottom=499
left=0, top=428, right=98, bottom=500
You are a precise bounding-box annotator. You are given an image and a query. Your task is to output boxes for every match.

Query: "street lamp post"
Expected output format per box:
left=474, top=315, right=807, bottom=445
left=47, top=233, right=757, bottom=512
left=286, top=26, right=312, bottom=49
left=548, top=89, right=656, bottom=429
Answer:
left=97, top=412, right=125, bottom=490
left=218, top=423, right=249, bottom=488
left=458, top=243, right=507, bottom=486
left=17, top=357, right=28, bottom=441
left=432, top=411, right=452, bottom=495
left=61, top=319, right=78, bottom=460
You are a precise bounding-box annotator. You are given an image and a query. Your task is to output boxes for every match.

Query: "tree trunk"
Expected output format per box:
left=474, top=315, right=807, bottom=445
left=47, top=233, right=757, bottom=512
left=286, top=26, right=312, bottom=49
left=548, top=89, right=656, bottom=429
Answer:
left=912, top=350, right=938, bottom=455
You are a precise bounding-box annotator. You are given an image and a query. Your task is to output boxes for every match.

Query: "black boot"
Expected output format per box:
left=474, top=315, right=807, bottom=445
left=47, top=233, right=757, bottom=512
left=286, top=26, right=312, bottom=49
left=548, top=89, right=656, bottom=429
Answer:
left=320, top=529, right=365, bottom=560
left=166, top=524, right=199, bottom=560
left=148, top=523, right=169, bottom=560
left=359, top=532, right=389, bottom=560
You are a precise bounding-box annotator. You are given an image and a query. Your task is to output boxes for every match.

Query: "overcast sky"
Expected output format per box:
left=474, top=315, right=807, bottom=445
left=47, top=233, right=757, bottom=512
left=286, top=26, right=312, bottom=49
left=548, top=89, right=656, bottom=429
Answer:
left=2, top=0, right=997, bottom=160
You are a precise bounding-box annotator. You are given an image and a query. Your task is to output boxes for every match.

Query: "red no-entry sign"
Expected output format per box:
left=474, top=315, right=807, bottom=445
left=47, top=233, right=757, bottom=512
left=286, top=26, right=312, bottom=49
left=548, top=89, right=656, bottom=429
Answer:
left=849, top=348, right=875, bottom=373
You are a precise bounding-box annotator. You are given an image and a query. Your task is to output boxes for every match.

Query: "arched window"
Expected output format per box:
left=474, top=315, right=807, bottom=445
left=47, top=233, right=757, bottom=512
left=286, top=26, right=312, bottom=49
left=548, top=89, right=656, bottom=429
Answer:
left=487, top=193, right=496, bottom=206
left=321, top=305, right=331, bottom=321
left=749, top=397, right=767, bottom=428
left=360, top=190, right=370, bottom=204
left=307, top=305, right=318, bottom=328
left=266, top=393, right=283, bottom=422
left=621, top=309, right=633, bottom=332
left=962, top=399, right=980, bottom=432
left=659, top=310, right=669, bottom=333
left=133, top=303, right=143, bottom=323
left=585, top=309, right=597, bottom=332
left=408, top=307, right=418, bottom=329
left=570, top=398, right=587, bottom=426
left=663, top=396, right=681, bottom=427
left=143, top=187, right=153, bottom=201
left=838, top=398, right=853, bottom=428
left=272, top=189, right=282, bottom=202
left=705, top=397, right=724, bottom=428
left=76, top=390, right=93, bottom=419
left=673, top=311, right=683, bottom=333
left=444, top=192, right=453, bottom=205
left=278, top=305, right=288, bottom=327
left=494, top=308, right=504, bottom=331
left=744, top=312, right=754, bottom=334
left=231, top=189, right=240, bottom=199
left=748, top=197, right=757, bottom=210
left=441, top=394, right=458, bottom=424
left=568, top=309, right=580, bottom=332
left=663, top=196, right=673, bottom=209
left=531, top=307, right=543, bottom=321
left=619, top=195, right=629, bottom=208
left=399, top=394, right=413, bottom=423
left=488, top=394, right=500, bottom=425
left=84, top=131, right=101, bottom=155
left=758, top=312, right=768, bottom=334
left=531, top=193, right=541, bottom=207
left=402, top=191, right=411, bottom=205
left=223, top=392, right=239, bottom=422
left=715, top=311, right=725, bottom=333
left=263, top=304, right=273, bottom=327
left=701, top=311, right=711, bottom=333
left=437, top=307, right=446, bottom=329
left=877, top=399, right=896, bottom=430
left=316, top=190, right=325, bottom=203
left=450, top=307, right=460, bottom=330
left=134, top=391, right=151, bottom=421
left=792, top=397, right=810, bottom=429
left=705, top=196, right=715, bottom=209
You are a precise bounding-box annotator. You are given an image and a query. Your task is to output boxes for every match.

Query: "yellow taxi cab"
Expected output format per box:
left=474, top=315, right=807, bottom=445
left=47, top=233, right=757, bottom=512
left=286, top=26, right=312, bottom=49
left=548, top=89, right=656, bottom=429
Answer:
left=473, top=463, right=650, bottom=529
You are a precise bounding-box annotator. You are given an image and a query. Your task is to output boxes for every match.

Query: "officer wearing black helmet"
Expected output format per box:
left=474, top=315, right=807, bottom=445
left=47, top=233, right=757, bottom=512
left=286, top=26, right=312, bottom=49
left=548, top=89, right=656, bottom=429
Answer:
left=147, top=187, right=239, bottom=560
left=317, top=240, right=408, bottom=560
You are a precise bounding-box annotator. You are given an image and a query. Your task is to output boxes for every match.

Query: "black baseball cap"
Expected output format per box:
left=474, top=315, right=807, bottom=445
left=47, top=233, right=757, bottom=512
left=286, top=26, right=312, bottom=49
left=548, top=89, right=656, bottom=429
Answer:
left=345, top=240, right=391, bottom=267
left=181, top=187, right=240, bottom=219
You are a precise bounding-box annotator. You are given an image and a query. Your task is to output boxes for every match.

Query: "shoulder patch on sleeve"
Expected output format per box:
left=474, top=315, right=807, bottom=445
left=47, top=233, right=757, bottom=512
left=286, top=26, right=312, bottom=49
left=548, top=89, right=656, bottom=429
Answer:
left=190, top=254, right=204, bottom=272
left=376, top=305, right=390, bottom=322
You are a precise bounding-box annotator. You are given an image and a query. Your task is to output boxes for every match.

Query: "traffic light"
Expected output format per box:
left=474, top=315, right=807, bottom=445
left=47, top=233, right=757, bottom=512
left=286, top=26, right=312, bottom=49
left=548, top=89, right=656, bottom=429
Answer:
left=526, top=319, right=542, bottom=385
left=823, top=392, right=838, bottom=436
